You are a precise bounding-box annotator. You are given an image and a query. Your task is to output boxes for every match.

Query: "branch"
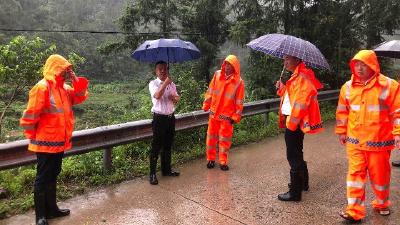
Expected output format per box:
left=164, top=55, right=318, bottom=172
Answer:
left=0, top=86, right=19, bottom=126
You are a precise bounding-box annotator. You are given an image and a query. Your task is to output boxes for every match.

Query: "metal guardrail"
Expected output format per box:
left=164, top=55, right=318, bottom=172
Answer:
left=0, top=90, right=339, bottom=171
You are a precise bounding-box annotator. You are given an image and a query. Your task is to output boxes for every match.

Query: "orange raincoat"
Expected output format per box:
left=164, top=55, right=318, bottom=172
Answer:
left=277, top=62, right=323, bottom=133
left=335, top=50, right=400, bottom=220
left=202, top=55, right=245, bottom=165
left=20, top=54, right=89, bottom=153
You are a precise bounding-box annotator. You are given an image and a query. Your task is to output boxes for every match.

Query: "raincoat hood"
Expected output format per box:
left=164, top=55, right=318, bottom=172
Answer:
left=349, top=50, right=380, bottom=79
left=221, top=55, right=240, bottom=81
left=43, top=54, right=72, bottom=82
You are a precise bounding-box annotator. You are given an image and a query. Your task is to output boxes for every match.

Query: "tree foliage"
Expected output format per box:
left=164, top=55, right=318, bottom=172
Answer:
left=102, top=0, right=231, bottom=83
left=230, top=0, right=400, bottom=99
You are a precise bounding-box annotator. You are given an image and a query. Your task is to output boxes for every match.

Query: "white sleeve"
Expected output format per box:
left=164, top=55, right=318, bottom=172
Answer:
left=171, top=82, right=178, bottom=96
left=149, top=81, right=157, bottom=98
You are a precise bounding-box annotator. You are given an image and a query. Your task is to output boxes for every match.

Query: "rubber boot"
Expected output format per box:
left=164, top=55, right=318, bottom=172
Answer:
left=45, top=182, right=70, bottom=219
left=278, top=171, right=303, bottom=201
left=288, top=162, right=309, bottom=191
left=34, top=190, right=49, bottom=225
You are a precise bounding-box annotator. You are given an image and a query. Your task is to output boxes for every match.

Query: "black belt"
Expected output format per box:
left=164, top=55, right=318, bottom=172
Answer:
left=153, top=112, right=175, bottom=118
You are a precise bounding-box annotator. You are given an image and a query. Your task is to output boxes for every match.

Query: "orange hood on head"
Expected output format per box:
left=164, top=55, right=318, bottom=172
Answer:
left=221, top=55, right=240, bottom=81
left=43, top=54, right=72, bottom=82
left=349, top=50, right=380, bottom=79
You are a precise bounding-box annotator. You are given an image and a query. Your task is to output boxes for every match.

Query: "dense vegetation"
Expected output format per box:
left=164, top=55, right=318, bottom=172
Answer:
left=0, top=0, right=399, bottom=218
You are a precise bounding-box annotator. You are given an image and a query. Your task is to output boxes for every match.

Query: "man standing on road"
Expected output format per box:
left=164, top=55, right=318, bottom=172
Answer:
left=275, top=55, right=323, bottom=202
left=148, top=61, right=180, bottom=185
left=336, top=50, right=400, bottom=223
left=20, top=54, right=89, bottom=225
left=202, top=55, right=245, bottom=171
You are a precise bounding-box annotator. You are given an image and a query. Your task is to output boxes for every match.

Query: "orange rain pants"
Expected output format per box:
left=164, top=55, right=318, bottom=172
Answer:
left=346, top=148, right=391, bottom=220
left=206, top=118, right=233, bottom=165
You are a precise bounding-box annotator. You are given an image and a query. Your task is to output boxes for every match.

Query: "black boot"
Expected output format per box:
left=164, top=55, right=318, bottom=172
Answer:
left=149, top=174, right=158, bottom=185
left=206, top=161, right=215, bottom=169
left=45, top=182, right=70, bottom=219
left=278, top=171, right=303, bottom=202
left=392, top=161, right=400, bottom=167
left=288, top=162, right=309, bottom=191
left=34, top=190, right=49, bottom=225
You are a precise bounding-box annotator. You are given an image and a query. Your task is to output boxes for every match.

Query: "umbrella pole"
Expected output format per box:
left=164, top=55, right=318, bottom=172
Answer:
left=279, top=65, right=285, bottom=82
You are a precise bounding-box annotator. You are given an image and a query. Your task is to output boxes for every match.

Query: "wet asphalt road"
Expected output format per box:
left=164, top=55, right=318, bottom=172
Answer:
left=1, top=121, right=400, bottom=225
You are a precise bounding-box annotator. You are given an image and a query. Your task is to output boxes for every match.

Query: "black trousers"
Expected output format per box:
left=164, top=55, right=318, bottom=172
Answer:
left=284, top=126, right=306, bottom=172
left=34, top=152, right=64, bottom=192
left=150, top=113, right=175, bottom=175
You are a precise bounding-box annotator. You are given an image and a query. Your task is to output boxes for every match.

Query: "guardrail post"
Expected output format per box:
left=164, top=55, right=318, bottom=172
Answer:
left=103, top=147, right=112, bottom=172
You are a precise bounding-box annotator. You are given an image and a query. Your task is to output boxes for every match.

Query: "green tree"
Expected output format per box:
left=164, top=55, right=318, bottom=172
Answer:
left=178, top=0, right=230, bottom=83
left=0, top=36, right=55, bottom=139
left=231, top=0, right=400, bottom=93
left=358, top=0, right=400, bottom=48
left=99, top=0, right=179, bottom=55
left=230, top=0, right=282, bottom=99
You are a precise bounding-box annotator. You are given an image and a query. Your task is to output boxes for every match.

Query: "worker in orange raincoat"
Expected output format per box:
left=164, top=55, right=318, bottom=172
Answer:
left=336, top=50, right=400, bottom=223
left=275, top=55, right=323, bottom=202
left=20, top=54, right=89, bottom=225
left=202, top=55, right=245, bottom=171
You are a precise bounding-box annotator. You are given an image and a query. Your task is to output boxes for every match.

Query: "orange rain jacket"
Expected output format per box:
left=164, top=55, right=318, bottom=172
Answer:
left=277, top=62, right=323, bottom=133
left=335, top=50, right=400, bottom=151
left=202, top=55, right=245, bottom=123
left=20, top=54, right=89, bottom=153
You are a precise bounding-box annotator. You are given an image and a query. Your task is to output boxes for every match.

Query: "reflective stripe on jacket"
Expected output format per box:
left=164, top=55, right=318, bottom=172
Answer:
left=335, top=50, right=400, bottom=151
left=20, top=54, right=89, bottom=153
left=277, top=62, right=323, bottom=134
left=202, top=55, right=245, bottom=123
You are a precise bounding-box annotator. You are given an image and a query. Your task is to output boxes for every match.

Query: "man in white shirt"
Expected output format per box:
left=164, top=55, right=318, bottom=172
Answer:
left=148, top=61, right=180, bottom=185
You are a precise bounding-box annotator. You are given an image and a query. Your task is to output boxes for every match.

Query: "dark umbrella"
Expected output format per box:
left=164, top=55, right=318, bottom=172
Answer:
left=132, top=38, right=201, bottom=63
left=373, top=40, right=400, bottom=58
left=247, top=33, right=330, bottom=79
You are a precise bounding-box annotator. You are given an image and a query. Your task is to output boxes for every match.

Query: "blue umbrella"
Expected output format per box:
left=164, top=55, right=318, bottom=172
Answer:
left=132, top=38, right=201, bottom=63
left=246, top=33, right=330, bottom=70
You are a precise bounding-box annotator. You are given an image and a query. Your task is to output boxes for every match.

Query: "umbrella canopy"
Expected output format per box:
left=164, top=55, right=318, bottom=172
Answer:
left=373, top=40, right=400, bottom=59
left=131, top=38, right=201, bottom=63
left=246, top=33, right=330, bottom=70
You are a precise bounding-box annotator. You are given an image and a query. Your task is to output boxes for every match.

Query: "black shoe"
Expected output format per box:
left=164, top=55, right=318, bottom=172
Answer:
left=162, top=171, right=180, bottom=176
left=392, top=161, right=400, bottom=167
left=45, top=182, right=70, bottom=219
left=149, top=174, right=158, bottom=185
left=220, top=164, right=229, bottom=171
left=339, top=212, right=362, bottom=223
left=47, top=208, right=70, bottom=219
left=36, top=217, right=49, bottom=225
left=277, top=191, right=301, bottom=201
left=207, top=161, right=215, bottom=169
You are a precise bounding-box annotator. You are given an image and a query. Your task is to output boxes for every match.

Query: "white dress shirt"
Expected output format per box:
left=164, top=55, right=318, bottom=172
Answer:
left=281, top=91, right=292, bottom=116
left=149, top=78, right=178, bottom=115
